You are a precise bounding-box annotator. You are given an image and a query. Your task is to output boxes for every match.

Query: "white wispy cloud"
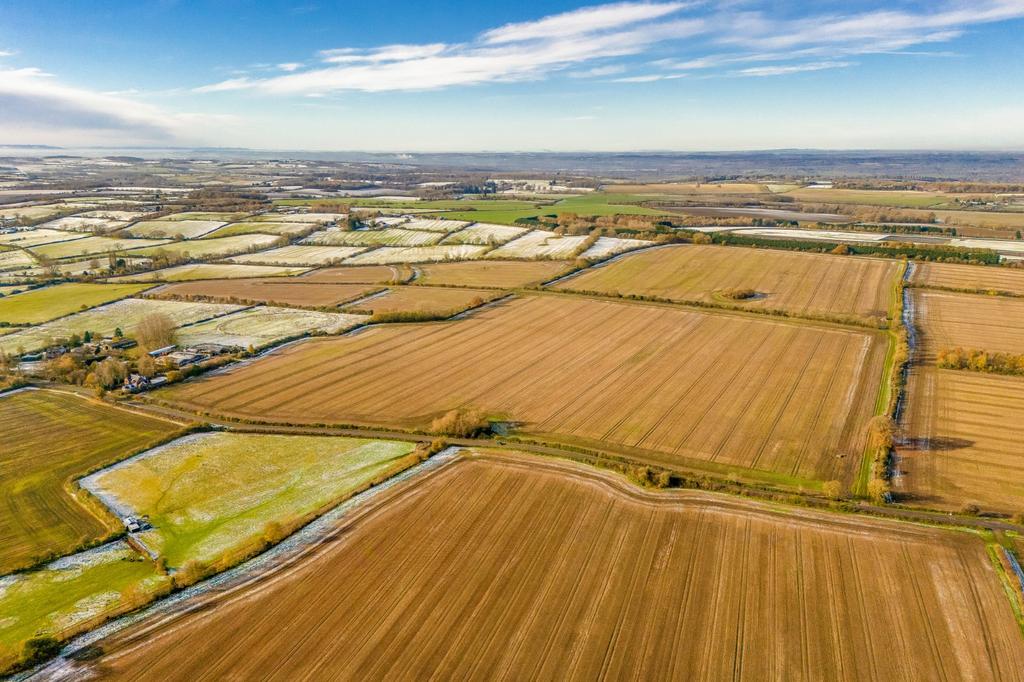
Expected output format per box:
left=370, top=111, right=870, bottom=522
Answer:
left=194, top=0, right=1024, bottom=95
left=277, top=62, right=303, bottom=72
left=0, top=67, right=233, bottom=144
left=481, top=1, right=692, bottom=43
left=0, top=49, right=15, bottom=58
left=732, top=61, right=853, bottom=77
left=197, top=2, right=702, bottom=94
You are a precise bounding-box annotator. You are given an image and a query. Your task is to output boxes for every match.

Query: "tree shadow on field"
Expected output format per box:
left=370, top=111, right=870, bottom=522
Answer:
left=900, top=436, right=974, bottom=452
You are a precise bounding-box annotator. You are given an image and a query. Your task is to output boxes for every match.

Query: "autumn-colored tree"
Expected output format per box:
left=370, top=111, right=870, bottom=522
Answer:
left=134, top=313, right=176, bottom=350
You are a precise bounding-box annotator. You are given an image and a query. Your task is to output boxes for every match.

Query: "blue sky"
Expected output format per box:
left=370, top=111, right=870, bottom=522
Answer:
left=1, top=0, right=1023, bottom=151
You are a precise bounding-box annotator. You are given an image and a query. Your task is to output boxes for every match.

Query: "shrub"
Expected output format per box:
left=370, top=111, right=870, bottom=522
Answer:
left=822, top=480, right=843, bottom=500
left=20, top=637, right=61, bottom=667
left=960, top=503, right=981, bottom=516
left=429, top=408, right=490, bottom=437
left=719, top=287, right=757, bottom=300
left=867, top=478, right=891, bottom=504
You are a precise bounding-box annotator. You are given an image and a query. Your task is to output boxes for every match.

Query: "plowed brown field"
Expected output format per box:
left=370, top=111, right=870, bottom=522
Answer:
left=153, top=279, right=378, bottom=308
left=343, top=286, right=499, bottom=316
left=69, top=452, right=1024, bottom=681
left=416, top=259, right=573, bottom=288
left=162, top=295, right=884, bottom=485
left=898, top=368, right=1024, bottom=512
left=912, top=261, right=1024, bottom=296
left=555, top=245, right=898, bottom=324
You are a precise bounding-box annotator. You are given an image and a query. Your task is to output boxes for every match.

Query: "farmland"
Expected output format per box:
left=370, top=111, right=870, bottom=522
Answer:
left=415, top=260, right=573, bottom=288
left=251, top=212, right=344, bottom=223
left=0, top=282, right=152, bottom=325
left=0, top=541, right=166, bottom=667
left=176, top=306, right=367, bottom=348
left=915, top=290, right=1024, bottom=357
left=126, top=234, right=281, bottom=259
left=343, top=245, right=489, bottom=265
left=343, top=286, right=498, bottom=317
left=556, top=245, right=899, bottom=324
left=302, top=227, right=444, bottom=247
left=162, top=295, right=884, bottom=486
left=40, top=216, right=133, bottom=233
left=0, top=298, right=242, bottom=354
left=0, top=389, right=183, bottom=574
left=153, top=278, right=378, bottom=308
left=911, top=261, right=1024, bottom=295
left=228, top=244, right=367, bottom=266
left=121, top=220, right=226, bottom=239
left=487, top=230, right=589, bottom=259
left=30, top=236, right=170, bottom=261
left=578, top=236, right=653, bottom=260
left=398, top=218, right=469, bottom=232
left=204, top=221, right=317, bottom=238
left=0, top=248, right=35, bottom=272
left=0, top=229, right=87, bottom=248
left=899, top=369, right=1024, bottom=512
left=109, top=263, right=310, bottom=282
left=82, top=433, right=417, bottom=567
left=300, top=264, right=410, bottom=284
left=440, top=222, right=526, bottom=245
left=68, top=452, right=1024, bottom=681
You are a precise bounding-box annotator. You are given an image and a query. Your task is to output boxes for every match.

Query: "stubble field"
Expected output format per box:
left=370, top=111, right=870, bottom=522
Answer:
left=0, top=389, right=183, bottom=574
left=162, top=295, right=884, bottom=485
left=915, top=290, right=1024, bottom=358
left=343, top=286, right=498, bottom=317
left=414, top=259, right=572, bottom=288
left=68, top=452, right=1024, bottom=681
left=898, top=368, right=1024, bottom=512
left=555, top=245, right=898, bottom=324
left=911, top=261, right=1024, bottom=296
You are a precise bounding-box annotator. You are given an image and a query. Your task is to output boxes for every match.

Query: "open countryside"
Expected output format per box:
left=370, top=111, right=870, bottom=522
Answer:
left=3, top=1, right=1024, bottom=677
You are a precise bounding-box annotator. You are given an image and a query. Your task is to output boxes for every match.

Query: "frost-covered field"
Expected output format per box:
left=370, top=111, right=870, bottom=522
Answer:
left=109, top=263, right=311, bottom=282
left=253, top=212, right=345, bottom=223
left=123, top=220, right=226, bottom=239
left=486, top=230, right=589, bottom=259
left=0, top=540, right=164, bottom=656
left=0, top=298, right=242, bottom=354
left=733, top=228, right=890, bottom=243
left=441, top=222, right=527, bottom=245
left=229, top=245, right=367, bottom=266
left=343, top=244, right=489, bottom=265
left=400, top=218, right=470, bottom=232
left=0, top=204, right=71, bottom=221
left=0, top=228, right=87, bottom=248
left=302, top=227, right=444, bottom=247
left=77, top=210, right=148, bottom=221
left=205, top=221, right=318, bottom=238
left=0, top=249, right=35, bottom=272
left=949, top=238, right=1024, bottom=254
left=578, top=236, right=653, bottom=260
left=39, top=216, right=132, bottom=233
left=177, top=305, right=368, bottom=348
left=81, top=432, right=415, bottom=567
left=126, top=233, right=281, bottom=259
left=31, top=235, right=170, bottom=260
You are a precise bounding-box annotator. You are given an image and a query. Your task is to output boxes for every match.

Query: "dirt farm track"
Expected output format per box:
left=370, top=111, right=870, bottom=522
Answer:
left=39, top=451, right=1024, bottom=682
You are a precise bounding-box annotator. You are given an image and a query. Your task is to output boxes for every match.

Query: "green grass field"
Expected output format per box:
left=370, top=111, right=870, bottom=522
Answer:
left=0, top=283, right=152, bottom=325
left=85, top=433, right=418, bottom=568
left=0, top=389, right=184, bottom=575
left=0, top=541, right=166, bottom=668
